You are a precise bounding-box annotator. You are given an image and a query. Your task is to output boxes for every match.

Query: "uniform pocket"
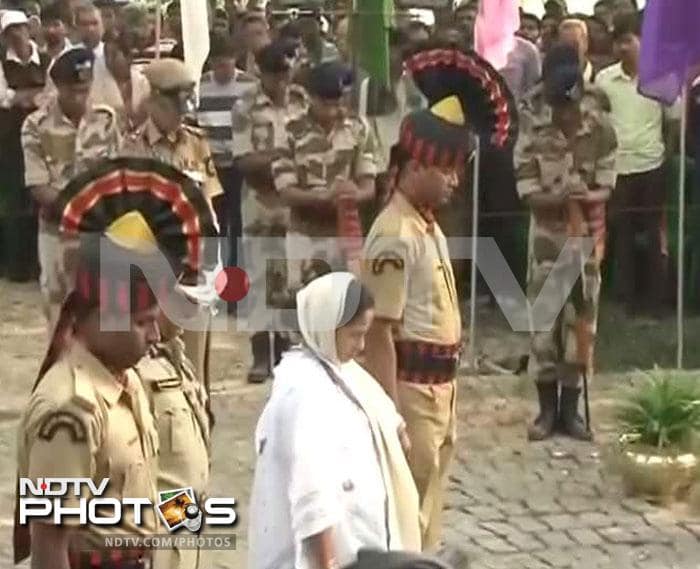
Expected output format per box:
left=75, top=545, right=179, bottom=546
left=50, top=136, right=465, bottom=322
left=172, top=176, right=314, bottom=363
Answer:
left=166, top=407, right=195, bottom=455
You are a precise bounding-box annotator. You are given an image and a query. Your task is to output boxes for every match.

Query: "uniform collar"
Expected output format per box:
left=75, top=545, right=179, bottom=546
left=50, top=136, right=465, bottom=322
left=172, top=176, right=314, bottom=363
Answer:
left=393, top=191, right=433, bottom=233
left=50, top=97, right=79, bottom=129
left=5, top=40, right=41, bottom=66
left=68, top=342, right=132, bottom=407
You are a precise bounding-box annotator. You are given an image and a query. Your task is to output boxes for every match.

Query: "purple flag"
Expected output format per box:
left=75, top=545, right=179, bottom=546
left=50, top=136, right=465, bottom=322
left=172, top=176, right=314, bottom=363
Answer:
left=639, top=0, right=700, bottom=104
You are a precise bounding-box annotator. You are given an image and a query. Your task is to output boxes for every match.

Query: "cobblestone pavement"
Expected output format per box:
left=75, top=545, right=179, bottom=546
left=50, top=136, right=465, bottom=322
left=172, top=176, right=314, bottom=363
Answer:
left=0, top=282, right=699, bottom=568
left=447, top=376, right=700, bottom=569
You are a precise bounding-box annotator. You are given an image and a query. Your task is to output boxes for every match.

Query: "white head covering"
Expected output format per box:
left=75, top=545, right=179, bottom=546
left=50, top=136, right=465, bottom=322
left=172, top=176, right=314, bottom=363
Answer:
left=295, top=271, right=357, bottom=366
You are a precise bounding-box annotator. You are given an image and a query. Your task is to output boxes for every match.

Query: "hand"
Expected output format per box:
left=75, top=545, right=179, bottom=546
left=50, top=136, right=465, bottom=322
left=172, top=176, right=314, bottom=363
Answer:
left=331, top=179, right=359, bottom=203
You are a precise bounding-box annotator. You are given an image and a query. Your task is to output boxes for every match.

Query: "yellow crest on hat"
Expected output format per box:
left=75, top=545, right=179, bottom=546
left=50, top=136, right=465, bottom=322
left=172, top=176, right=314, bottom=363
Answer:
left=106, top=211, right=158, bottom=254
left=430, top=96, right=466, bottom=126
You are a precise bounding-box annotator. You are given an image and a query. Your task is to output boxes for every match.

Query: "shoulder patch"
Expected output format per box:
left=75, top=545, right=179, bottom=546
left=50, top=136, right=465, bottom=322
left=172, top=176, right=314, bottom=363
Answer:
left=371, top=255, right=405, bottom=275
left=37, top=411, right=87, bottom=442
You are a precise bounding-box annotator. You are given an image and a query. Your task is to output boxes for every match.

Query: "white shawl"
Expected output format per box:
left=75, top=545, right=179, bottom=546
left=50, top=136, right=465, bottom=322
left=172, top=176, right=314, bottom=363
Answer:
left=295, top=273, right=421, bottom=552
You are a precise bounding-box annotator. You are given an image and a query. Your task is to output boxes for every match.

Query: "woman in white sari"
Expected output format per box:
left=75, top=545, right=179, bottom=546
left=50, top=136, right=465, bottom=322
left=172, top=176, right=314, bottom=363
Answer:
left=248, top=272, right=420, bottom=569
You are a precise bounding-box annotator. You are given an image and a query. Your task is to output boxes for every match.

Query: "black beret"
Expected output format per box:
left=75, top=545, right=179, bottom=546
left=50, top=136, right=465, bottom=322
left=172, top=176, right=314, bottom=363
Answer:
left=306, top=61, right=353, bottom=99
left=542, top=43, right=583, bottom=104
left=50, top=47, right=94, bottom=86
left=256, top=39, right=298, bottom=74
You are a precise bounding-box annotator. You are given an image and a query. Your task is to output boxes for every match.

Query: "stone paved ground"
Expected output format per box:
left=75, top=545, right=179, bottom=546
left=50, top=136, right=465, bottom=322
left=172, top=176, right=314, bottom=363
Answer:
left=448, top=373, right=700, bottom=569
left=1, top=282, right=699, bottom=568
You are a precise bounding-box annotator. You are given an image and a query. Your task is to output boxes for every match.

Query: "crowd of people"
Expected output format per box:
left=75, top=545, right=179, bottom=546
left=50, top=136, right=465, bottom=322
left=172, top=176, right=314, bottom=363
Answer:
left=1, top=0, right=689, bottom=568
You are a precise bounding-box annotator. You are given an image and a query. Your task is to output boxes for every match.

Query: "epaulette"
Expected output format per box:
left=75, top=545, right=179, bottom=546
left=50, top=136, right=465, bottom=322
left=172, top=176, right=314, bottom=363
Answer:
left=136, top=353, right=183, bottom=391
left=86, top=104, right=118, bottom=132
left=71, top=365, right=99, bottom=414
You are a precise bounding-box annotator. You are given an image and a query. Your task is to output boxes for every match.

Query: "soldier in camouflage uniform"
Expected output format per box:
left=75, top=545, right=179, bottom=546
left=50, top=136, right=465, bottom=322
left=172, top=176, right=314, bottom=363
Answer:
left=271, top=60, right=377, bottom=290
left=233, top=40, right=308, bottom=383
left=515, top=44, right=617, bottom=442
left=21, top=47, right=120, bottom=332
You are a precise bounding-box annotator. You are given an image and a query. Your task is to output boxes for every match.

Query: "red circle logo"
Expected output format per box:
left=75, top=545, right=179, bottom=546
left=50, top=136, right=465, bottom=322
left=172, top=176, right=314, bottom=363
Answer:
left=215, top=267, right=250, bottom=302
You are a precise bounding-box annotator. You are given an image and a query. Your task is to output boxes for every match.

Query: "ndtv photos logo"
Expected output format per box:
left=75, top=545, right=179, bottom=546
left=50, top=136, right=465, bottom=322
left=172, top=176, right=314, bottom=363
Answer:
left=18, top=478, right=237, bottom=533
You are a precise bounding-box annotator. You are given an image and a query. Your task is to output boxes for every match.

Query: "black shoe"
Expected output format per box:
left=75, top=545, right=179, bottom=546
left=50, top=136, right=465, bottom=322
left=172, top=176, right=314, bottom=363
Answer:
left=528, top=382, right=559, bottom=441
left=559, top=386, right=593, bottom=441
left=273, top=333, right=291, bottom=367
left=247, top=332, right=271, bottom=384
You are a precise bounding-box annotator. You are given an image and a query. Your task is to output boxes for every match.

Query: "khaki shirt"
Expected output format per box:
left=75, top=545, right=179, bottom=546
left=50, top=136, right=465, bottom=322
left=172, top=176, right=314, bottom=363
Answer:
left=120, top=118, right=224, bottom=202
left=362, top=192, right=461, bottom=345
left=22, top=99, right=120, bottom=193
left=135, top=338, right=210, bottom=497
left=271, top=111, right=378, bottom=236
left=17, top=343, right=159, bottom=546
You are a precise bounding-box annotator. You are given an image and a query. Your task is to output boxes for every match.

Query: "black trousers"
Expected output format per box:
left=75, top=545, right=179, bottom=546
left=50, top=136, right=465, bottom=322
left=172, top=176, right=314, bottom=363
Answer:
left=478, top=142, right=526, bottom=292
left=611, top=165, right=666, bottom=312
left=214, top=164, right=243, bottom=269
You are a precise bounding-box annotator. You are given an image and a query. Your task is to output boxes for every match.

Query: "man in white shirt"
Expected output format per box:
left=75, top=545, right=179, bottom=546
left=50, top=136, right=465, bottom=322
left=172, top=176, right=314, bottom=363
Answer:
left=597, top=11, right=675, bottom=317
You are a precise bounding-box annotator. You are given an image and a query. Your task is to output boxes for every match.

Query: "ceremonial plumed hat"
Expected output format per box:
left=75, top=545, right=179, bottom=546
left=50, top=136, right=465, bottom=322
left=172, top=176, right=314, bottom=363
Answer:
left=398, top=41, right=518, bottom=167
left=256, top=39, right=298, bottom=74
left=53, top=158, right=219, bottom=314
left=307, top=60, right=353, bottom=99
left=50, top=47, right=94, bottom=86
left=144, top=58, right=195, bottom=93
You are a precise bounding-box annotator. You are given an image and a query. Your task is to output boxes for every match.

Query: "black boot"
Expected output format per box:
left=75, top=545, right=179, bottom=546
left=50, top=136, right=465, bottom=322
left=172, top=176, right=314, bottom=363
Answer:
left=247, top=332, right=271, bottom=384
left=559, top=386, right=593, bottom=441
left=273, top=333, right=291, bottom=367
left=528, top=382, right=559, bottom=441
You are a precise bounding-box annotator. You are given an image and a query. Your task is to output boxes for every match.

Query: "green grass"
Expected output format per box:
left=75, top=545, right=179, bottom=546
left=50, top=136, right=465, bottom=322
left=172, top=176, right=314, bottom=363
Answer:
left=597, top=301, right=700, bottom=371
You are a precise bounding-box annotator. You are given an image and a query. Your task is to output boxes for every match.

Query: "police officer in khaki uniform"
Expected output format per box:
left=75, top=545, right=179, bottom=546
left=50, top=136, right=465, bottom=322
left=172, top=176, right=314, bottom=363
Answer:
left=21, top=46, right=120, bottom=332
left=121, top=58, right=224, bottom=398
left=14, top=155, right=219, bottom=569
left=15, top=233, right=161, bottom=569
left=233, top=40, right=308, bottom=382
left=362, top=44, right=518, bottom=549
left=136, top=311, right=212, bottom=569
left=271, top=60, right=377, bottom=289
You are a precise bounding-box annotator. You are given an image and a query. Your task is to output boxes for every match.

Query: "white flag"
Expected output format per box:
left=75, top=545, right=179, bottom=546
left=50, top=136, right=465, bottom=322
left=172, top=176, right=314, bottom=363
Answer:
left=180, top=0, right=210, bottom=88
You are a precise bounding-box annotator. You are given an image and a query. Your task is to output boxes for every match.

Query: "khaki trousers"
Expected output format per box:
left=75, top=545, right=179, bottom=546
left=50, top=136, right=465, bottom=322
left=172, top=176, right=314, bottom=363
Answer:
left=397, top=380, right=457, bottom=550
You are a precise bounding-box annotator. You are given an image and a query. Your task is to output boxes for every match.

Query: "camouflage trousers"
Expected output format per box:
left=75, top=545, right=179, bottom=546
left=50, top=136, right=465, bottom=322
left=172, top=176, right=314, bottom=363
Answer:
left=285, top=231, right=345, bottom=290
left=527, top=231, right=601, bottom=388
left=240, top=184, right=290, bottom=332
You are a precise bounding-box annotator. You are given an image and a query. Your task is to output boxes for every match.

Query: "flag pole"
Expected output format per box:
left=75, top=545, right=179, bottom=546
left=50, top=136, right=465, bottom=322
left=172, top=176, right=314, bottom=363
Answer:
left=676, top=84, right=688, bottom=369
left=155, top=0, right=162, bottom=59
left=469, top=136, right=481, bottom=370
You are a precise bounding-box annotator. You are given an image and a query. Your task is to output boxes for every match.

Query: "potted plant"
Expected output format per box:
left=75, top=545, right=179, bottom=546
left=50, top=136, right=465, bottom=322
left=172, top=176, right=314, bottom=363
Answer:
left=615, top=369, right=700, bottom=504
